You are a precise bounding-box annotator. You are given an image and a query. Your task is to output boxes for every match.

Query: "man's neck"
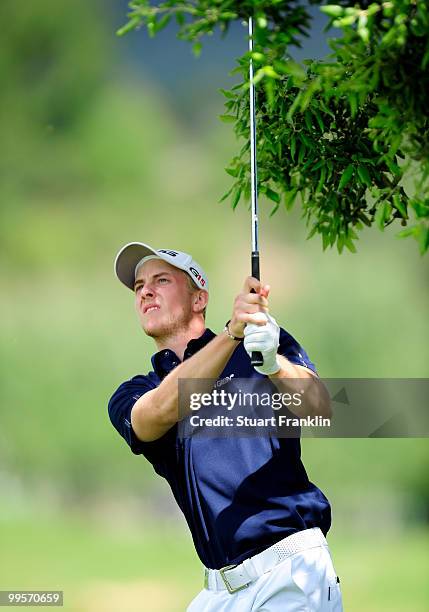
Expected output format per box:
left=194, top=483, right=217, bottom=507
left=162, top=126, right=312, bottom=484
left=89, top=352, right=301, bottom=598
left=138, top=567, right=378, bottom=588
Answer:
left=154, top=320, right=206, bottom=361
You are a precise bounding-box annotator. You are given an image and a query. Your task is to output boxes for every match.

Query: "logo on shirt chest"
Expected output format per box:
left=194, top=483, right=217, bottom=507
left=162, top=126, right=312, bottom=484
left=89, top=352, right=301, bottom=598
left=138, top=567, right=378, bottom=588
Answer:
left=215, top=374, right=235, bottom=388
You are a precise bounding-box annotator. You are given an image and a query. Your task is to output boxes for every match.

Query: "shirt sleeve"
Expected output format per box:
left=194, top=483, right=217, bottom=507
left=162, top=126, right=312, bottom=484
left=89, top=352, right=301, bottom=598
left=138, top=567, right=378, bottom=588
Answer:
left=108, top=376, right=157, bottom=456
left=278, top=328, right=317, bottom=374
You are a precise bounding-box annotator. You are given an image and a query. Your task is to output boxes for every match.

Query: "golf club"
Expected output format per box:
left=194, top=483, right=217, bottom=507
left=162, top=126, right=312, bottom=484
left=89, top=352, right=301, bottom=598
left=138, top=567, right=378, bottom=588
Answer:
left=248, top=16, right=264, bottom=368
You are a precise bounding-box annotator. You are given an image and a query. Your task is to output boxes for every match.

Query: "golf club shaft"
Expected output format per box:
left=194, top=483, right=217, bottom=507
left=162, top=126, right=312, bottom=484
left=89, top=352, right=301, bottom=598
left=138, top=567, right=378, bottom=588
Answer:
left=249, top=16, right=263, bottom=368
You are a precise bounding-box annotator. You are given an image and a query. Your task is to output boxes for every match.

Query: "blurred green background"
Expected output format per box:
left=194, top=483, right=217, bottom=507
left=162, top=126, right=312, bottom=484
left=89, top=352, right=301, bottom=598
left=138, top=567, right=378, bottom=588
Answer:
left=1, top=1, right=428, bottom=610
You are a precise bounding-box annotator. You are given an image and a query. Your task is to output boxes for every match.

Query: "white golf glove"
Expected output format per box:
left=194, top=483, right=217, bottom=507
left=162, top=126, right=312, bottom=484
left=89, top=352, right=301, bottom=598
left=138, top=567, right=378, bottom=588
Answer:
left=244, top=313, right=281, bottom=376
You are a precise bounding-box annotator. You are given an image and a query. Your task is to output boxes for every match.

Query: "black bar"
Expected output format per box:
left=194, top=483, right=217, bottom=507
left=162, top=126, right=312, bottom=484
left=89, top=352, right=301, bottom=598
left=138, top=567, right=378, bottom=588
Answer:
left=250, top=251, right=263, bottom=366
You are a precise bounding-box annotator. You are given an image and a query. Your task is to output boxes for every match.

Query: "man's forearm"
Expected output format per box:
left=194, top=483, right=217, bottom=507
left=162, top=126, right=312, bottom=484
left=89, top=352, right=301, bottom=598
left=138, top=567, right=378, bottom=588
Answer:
left=269, top=355, right=332, bottom=418
left=152, top=331, right=240, bottom=425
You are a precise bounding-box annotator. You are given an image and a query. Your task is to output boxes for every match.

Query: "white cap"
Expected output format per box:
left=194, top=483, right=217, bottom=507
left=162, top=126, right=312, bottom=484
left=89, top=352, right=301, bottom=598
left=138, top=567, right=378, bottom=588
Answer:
left=114, top=242, right=209, bottom=291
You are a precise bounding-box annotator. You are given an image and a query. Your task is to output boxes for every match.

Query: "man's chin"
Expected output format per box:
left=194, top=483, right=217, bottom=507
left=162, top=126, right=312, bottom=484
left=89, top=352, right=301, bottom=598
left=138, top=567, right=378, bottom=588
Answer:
left=142, top=320, right=170, bottom=338
left=140, top=312, right=191, bottom=339
left=142, top=323, right=161, bottom=338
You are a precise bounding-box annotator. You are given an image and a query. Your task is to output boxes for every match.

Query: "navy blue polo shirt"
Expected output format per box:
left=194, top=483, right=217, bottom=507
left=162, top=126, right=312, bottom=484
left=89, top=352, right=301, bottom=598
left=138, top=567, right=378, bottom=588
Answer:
left=108, top=328, right=331, bottom=569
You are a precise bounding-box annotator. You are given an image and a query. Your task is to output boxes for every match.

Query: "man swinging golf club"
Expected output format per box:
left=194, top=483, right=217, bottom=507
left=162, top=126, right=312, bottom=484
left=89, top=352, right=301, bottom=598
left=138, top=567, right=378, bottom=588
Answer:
left=108, top=241, right=343, bottom=611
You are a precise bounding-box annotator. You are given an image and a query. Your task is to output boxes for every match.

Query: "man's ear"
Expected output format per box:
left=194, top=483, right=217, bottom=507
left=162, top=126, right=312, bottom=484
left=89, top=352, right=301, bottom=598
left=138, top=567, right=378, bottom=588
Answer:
left=194, top=290, right=208, bottom=312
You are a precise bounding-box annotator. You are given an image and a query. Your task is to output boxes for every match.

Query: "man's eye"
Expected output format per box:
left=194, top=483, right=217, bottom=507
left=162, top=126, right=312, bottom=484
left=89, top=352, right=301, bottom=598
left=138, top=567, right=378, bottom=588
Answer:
left=158, top=278, right=169, bottom=284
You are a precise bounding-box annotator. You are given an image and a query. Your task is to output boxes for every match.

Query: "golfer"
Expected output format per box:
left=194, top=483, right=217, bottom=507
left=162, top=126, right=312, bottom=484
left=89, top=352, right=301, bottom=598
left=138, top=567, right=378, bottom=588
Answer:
left=108, top=242, right=343, bottom=611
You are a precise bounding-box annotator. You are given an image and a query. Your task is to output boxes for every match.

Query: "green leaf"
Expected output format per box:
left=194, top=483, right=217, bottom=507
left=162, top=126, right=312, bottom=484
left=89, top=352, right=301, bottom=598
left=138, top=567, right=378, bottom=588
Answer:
left=348, top=94, right=358, bottom=118
left=300, top=133, right=313, bottom=149
left=251, top=52, right=265, bottom=63
left=116, top=17, right=140, bottom=37
left=358, top=26, right=370, bottom=44
left=231, top=187, right=242, bottom=210
left=286, top=93, right=303, bottom=123
left=334, top=15, right=358, bottom=27
left=264, top=188, right=281, bottom=204
left=219, top=185, right=234, bottom=203
left=418, top=225, right=429, bottom=254
left=251, top=68, right=266, bottom=86
left=290, top=135, right=296, bottom=161
left=320, top=5, right=344, bottom=18
left=375, top=202, right=393, bottom=231
left=306, top=224, right=319, bottom=240
left=299, top=79, right=321, bottom=111
left=358, top=212, right=372, bottom=227
left=284, top=188, right=298, bottom=210
left=262, top=65, right=281, bottom=80
left=385, top=158, right=402, bottom=177
left=338, top=164, right=354, bottom=190
left=219, top=88, right=235, bottom=100
left=147, top=21, right=156, bottom=38
left=225, top=167, right=239, bottom=178
left=392, top=194, right=407, bottom=219
left=282, top=61, right=306, bottom=81
left=297, top=141, right=307, bottom=165
left=269, top=203, right=280, bottom=217
left=385, top=202, right=393, bottom=222
left=264, top=79, right=275, bottom=109
left=219, top=114, right=236, bottom=123
left=357, top=165, right=372, bottom=187
left=314, top=110, right=325, bottom=133
left=322, top=231, right=330, bottom=251
left=375, top=203, right=386, bottom=231
left=344, top=236, right=357, bottom=253
left=304, top=111, right=313, bottom=132
left=220, top=11, right=238, bottom=20
left=192, top=41, right=202, bottom=57
left=175, top=11, right=185, bottom=26
left=316, top=166, right=327, bottom=194
left=396, top=226, right=417, bottom=239
left=156, top=14, right=171, bottom=32
left=422, top=47, right=429, bottom=70
left=410, top=200, right=429, bottom=219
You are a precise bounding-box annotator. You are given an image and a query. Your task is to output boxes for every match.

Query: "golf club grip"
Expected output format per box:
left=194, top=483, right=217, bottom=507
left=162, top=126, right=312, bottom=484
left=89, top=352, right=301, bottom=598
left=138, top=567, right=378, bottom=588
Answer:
left=251, top=350, right=264, bottom=367
left=251, top=252, right=260, bottom=280
left=250, top=251, right=264, bottom=367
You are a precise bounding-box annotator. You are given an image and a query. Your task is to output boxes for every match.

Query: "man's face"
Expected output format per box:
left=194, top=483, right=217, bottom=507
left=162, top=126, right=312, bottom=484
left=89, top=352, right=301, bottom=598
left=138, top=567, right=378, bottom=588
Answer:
left=134, top=259, right=196, bottom=338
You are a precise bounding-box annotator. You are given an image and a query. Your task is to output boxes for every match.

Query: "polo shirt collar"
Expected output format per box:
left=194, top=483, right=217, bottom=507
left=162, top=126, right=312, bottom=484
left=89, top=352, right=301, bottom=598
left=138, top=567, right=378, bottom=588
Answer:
left=151, top=328, right=216, bottom=379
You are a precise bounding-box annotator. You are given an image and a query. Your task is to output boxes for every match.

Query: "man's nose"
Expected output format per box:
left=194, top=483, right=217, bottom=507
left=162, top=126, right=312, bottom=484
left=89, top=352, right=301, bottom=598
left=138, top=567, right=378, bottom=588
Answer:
left=142, top=284, right=155, bottom=298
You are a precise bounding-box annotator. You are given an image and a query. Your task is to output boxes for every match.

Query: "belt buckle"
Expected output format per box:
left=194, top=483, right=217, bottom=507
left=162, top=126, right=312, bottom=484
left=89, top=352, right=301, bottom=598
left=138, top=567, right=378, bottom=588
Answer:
left=219, top=564, right=250, bottom=594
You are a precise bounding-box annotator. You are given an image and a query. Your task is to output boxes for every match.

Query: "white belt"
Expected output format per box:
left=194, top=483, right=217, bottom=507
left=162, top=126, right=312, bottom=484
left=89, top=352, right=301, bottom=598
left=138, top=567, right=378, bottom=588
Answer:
left=204, top=527, right=327, bottom=594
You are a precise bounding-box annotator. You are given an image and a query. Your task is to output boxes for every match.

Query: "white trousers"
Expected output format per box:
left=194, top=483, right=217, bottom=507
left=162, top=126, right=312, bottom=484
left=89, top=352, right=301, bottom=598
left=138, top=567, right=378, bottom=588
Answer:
left=187, top=543, right=343, bottom=611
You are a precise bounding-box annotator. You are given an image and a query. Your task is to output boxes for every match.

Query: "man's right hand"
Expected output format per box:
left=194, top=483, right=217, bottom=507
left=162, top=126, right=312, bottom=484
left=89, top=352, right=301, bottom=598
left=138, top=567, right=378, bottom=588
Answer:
left=229, top=276, right=270, bottom=338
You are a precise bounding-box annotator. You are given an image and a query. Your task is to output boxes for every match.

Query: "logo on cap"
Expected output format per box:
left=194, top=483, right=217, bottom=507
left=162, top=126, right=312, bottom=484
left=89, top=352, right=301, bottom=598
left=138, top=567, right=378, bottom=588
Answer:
left=190, top=267, right=206, bottom=287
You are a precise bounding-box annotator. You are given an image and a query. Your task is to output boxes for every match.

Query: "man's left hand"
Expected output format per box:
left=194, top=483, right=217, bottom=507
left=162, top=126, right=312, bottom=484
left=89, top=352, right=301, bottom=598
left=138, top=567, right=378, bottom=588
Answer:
left=244, top=314, right=281, bottom=376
